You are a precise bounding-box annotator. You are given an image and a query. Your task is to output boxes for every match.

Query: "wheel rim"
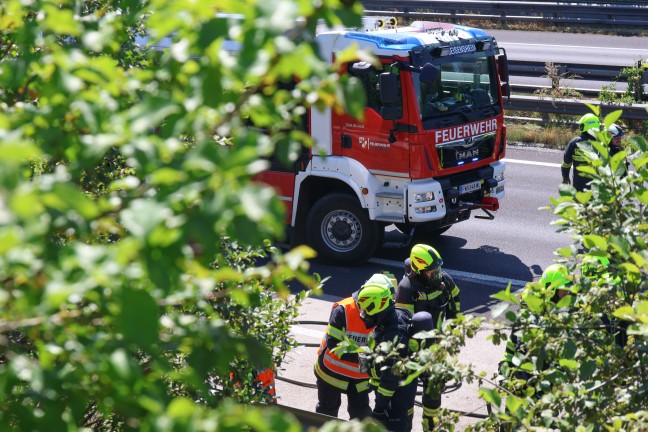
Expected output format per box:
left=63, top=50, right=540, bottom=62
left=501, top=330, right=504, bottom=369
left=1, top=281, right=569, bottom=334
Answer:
left=320, top=209, right=363, bottom=253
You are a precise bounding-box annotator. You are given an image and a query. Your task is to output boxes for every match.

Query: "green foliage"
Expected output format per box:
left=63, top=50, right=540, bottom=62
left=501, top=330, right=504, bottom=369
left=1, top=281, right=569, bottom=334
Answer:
left=471, top=109, right=648, bottom=431
left=0, top=0, right=368, bottom=430
left=369, top=107, right=648, bottom=431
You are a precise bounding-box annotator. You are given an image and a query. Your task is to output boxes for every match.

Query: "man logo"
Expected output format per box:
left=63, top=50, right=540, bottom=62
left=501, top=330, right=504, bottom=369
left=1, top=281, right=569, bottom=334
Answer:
left=457, top=148, right=479, bottom=159
left=359, top=137, right=368, bottom=149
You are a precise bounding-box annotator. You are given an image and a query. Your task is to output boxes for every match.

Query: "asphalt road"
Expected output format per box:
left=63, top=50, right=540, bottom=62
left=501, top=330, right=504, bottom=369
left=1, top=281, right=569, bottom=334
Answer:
left=278, top=145, right=573, bottom=430
left=487, top=30, right=648, bottom=93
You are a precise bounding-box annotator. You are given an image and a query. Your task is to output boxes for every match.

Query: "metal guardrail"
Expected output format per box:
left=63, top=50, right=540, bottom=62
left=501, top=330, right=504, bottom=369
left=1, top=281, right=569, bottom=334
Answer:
left=361, top=0, right=648, bottom=28
left=505, top=95, right=648, bottom=120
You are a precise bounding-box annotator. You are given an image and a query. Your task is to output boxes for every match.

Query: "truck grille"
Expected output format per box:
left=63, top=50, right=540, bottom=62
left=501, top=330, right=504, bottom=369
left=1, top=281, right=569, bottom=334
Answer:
left=436, top=132, right=495, bottom=169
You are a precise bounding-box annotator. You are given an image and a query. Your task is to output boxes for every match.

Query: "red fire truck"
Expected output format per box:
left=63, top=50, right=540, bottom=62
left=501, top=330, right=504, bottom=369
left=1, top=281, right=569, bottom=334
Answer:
left=257, top=17, right=509, bottom=265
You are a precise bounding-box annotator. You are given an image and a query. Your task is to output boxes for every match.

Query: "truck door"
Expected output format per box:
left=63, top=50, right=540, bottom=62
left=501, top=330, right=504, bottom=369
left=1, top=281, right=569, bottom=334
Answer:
left=332, top=63, right=410, bottom=177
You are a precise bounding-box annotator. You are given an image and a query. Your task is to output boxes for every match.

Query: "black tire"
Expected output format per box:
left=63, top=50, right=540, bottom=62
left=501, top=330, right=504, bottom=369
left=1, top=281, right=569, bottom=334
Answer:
left=306, top=193, right=380, bottom=265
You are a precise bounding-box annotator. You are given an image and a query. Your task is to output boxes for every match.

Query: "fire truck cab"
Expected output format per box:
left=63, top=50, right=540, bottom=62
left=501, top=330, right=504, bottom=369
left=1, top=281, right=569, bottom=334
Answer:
left=260, top=17, right=510, bottom=264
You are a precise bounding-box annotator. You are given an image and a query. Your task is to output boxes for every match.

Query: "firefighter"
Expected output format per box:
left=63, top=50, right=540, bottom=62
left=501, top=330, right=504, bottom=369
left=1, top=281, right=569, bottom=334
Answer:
left=607, top=123, right=629, bottom=176
left=406, top=311, right=439, bottom=431
left=314, top=277, right=378, bottom=420
left=355, top=274, right=417, bottom=432
left=581, top=254, right=629, bottom=347
left=562, top=113, right=601, bottom=191
left=500, top=264, right=573, bottom=391
left=396, top=244, right=461, bottom=430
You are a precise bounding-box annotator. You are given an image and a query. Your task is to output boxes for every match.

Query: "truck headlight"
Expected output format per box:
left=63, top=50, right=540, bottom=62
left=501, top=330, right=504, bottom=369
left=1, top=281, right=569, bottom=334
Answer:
left=415, top=205, right=437, bottom=214
left=414, top=191, right=435, bottom=203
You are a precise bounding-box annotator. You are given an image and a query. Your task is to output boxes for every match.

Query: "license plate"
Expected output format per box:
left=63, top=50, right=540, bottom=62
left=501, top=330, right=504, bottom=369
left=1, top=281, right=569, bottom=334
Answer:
left=459, top=181, right=481, bottom=194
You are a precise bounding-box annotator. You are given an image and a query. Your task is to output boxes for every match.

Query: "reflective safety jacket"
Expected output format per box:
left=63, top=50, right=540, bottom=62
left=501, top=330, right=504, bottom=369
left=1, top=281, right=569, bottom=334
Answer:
left=561, top=133, right=593, bottom=192
left=315, top=297, right=373, bottom=392
left=396, top=270, right=461, bottom=330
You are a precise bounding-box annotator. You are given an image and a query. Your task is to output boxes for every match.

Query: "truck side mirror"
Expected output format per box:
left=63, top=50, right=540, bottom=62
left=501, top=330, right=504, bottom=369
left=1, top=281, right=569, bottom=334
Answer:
left=379, top=72, right=402, bottom=120
left=496, top=51, right=509, bottom=83
left=419, top=63, right=440, bottom=84
left=500, top=82, right=511, bottom=101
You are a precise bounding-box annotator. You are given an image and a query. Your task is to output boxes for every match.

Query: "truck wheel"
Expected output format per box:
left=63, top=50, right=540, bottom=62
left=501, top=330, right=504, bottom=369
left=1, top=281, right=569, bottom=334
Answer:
left=306, top=193, right=380, bottom=265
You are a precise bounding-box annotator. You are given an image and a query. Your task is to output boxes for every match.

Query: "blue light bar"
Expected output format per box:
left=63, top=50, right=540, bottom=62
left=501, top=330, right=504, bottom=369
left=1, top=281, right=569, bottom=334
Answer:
left=457, top=161, right=465, bottom=166
left=472, top=157, right=479, bottom=161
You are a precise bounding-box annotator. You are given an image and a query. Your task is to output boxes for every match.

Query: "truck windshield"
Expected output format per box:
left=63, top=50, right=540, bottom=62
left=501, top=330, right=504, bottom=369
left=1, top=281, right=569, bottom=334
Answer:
left=414, top=55, right=500, bottom=127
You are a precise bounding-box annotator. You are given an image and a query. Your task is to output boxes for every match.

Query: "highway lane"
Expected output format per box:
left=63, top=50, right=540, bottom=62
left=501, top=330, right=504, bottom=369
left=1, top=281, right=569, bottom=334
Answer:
left=487, top=30, right=648, bottom=93
left=487, top=30, right=648, bottom=66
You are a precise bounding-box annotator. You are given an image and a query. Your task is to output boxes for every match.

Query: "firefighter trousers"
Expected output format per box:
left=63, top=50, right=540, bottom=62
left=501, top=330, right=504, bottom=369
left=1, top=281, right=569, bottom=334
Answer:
left=315, top=376, right=371, bottom=420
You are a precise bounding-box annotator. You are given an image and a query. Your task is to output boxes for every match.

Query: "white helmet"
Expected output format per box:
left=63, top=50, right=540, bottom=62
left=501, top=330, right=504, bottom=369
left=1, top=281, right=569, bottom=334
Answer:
left=608, top=124, right=625, bottom=138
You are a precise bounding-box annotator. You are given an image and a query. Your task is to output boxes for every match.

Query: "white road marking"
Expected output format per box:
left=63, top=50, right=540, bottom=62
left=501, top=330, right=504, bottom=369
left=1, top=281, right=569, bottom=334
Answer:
left=501, top=42, right=648, bottom=53
left=368, top=257, right=528, bottom=290
left=505, top=158, right=561, bottom=168
left=291, top=326, right=324, bottom=339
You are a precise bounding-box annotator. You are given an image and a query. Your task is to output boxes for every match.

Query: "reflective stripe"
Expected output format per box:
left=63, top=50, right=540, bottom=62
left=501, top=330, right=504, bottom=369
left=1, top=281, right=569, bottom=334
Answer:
left=420, top=291, right=443, bottom=301
left=356, top=380, right=370, bottom=392
left=315, top=361, right=349, bottom=390
left=451, top=286, right=460, bottom=297
left=377, top=386, right=395, bottom=397
left=317, top=297, right=373, bottom=378
left=423, top=406, right=440, bottom=416
left=396, top=303, right=415, bottom=313
left=323, top=351, right=368, bottom=379
left=327, top=324, right=345, bottom=341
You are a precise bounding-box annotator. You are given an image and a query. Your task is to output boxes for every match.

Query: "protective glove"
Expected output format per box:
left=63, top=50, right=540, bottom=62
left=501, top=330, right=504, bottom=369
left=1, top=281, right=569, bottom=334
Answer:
left=371, top=408, right=389, bottom=425
left=562, top=175, right=570, bottom=185
left=358, top=353, right=370, bottom=374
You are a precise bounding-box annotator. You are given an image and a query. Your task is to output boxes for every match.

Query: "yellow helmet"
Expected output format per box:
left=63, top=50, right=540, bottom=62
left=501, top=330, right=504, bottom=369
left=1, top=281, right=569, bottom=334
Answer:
left=578, top=113, right=600, bottom=134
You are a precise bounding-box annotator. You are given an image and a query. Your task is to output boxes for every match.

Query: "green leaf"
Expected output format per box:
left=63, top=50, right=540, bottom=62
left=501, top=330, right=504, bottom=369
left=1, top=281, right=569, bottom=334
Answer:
left=118, top=287, right=160, bottom=349
left=490, top=284, right=520, bottom=304
left=150, top=168, right=188, bottom=186
left=579, top=360, right=597, bottom=380
left=479, top=387, right=501, bottom=407
left=559, top=359, right=579, bottom=370
left=120, top=199, right=170, bottom=238
left=524, top=293, right=543, bottom=314
left=583, top=234, right=607, bottom=251
left=505, top=394, right=522, bottom=415
left=167, top=397, right=197, bottom=418
left=603, top=110, right=622, bottom=128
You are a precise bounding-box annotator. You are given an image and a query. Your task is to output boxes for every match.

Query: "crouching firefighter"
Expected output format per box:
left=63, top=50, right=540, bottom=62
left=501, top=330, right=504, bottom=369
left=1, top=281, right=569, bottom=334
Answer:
left=314, top=282, right=375, bottom=419
left=406, top=311, right=441, bottom=432
left=356, top=274, right=418, bottom=432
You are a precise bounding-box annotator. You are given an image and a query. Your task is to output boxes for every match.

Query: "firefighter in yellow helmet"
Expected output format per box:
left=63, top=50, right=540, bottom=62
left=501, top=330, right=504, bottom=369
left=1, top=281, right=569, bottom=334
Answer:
left=395, top=244, right=461, bottom=430
left=314, top=277, right=379, bottom=419
left=357, top=274, right=418, bottom=431
left=500, top=264, right=573, bottom=390
left=562, top=113, right=601, bottom=191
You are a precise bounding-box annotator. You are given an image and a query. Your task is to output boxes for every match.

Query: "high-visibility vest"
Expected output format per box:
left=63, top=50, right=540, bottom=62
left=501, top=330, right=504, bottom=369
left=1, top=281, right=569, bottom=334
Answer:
left=316, top=297, right=373, bottom=384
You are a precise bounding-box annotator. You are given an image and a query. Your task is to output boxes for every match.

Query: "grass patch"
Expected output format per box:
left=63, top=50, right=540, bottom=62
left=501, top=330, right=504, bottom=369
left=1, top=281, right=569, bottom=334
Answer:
left=506, top=122, right=577, bottom=149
